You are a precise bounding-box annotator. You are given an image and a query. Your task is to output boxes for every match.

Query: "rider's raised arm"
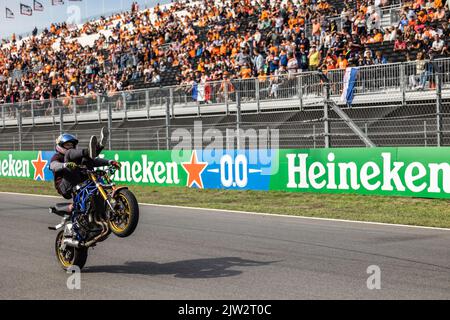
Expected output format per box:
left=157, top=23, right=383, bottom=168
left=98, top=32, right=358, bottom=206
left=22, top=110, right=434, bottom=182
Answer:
left=49, top=160, right=65, bottom=173
left=93, top=158, right=110, bottom=167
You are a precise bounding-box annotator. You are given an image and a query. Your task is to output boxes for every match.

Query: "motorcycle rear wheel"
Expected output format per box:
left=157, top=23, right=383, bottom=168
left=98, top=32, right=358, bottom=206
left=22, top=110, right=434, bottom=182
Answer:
left=55, top=231, right=88, bottom=271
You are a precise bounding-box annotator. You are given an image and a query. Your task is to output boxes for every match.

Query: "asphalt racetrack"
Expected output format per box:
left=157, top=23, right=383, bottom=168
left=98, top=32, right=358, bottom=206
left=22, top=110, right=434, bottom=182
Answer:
left=0, top=193, right=449, bottom=299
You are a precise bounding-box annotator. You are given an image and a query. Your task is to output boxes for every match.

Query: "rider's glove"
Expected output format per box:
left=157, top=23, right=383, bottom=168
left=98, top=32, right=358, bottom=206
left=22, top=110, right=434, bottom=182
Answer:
left=65, top=162, right=77, bottom=170
left=109, top=160, right=121, bottom=169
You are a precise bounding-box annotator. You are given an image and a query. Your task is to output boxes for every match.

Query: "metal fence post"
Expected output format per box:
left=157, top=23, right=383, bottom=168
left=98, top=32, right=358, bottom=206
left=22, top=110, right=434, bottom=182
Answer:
left=436, top=67, right=442, bottom=147
left=400, top=63, right=406, bottom=106
left=107, top=102, right=112, bottom=150
left=59, top=106, right=64, bottom=134
left=122, top=92, right=128, bottom=120
left=51, top=99, right=55, bottom=125
left=1, top=105, right=4, bottom=128
left=298, top=74, right=303, bottom=111
left=73, top=97, right=77, bottom=124
left=324, top=82, right=331, bottom=148
left=170, top=88, right=175, bottom=119
left=145, top=89, right=150, bottom=119
left=16, top=106, right=22, bottom=151
left=255, top=79, right=260, bottom=113
left=31, top=102, right=35, bottom=127
left=196, top=99, right=200, bottom=117
left=165, top=98, right=171, bottom=150
left=97, top=95, right=101, bottom=123
left=236, top=91, right=241, bottom=150
left=224, top=82, right=229, bottom=115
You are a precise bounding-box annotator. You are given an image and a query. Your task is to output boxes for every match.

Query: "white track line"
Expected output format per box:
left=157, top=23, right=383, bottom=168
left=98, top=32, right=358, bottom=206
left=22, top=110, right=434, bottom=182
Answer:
left=0, top=191, right=449, bottom=231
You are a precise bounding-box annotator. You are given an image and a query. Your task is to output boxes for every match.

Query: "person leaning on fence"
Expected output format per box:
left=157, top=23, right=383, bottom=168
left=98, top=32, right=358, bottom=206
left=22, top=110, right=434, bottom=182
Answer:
left=287, top=53, right=299, bottom=78
left=253, top=49, right=265, bottom=76
left=218, top=73, right=235, bottom=103
left=308, top=45, right=320, bottom=71
left=269, top=70, right=281, bottom=99
left=409, top=51, right=427, bottom=90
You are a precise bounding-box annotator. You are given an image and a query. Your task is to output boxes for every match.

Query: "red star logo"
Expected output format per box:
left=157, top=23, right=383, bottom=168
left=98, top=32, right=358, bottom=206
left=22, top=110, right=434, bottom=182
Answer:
left=32, top=151, right=48, bottom=181
left=181, top=150, right=208, bottom=189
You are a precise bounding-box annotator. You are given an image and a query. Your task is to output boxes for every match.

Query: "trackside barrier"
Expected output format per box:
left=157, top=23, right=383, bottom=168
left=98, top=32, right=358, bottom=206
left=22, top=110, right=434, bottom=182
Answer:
left=1, top=147, right=450, bottom=199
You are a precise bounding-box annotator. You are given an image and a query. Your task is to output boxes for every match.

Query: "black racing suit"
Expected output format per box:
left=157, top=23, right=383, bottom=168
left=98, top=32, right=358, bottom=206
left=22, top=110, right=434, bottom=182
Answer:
left=50, top=148, right=110, bottom=199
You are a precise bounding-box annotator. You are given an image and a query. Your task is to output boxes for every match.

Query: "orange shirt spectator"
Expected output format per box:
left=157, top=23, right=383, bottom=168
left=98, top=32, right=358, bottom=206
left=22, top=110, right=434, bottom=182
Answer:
left=212, top=45, right=220, bottom=56
left=220, top=43, right=228, bottom=56
left=423, top=28, right=433, bottom=39
left=337, top=56, right=348, bottom=69
left=258, top=73, right=267, bottom=82
left=261, top=10, right=269, bottom=20
left=269, top=45, right=279, bottom=55
left=434, top=0, right=443, bottom=8
left=318, top=1, right=330, bottom=11
left=288, top=17, right=297, bottom=29
left=373, top=32, right=383, bottom=43
left=325, top=56, right=336, bottom=70
left=189, top=48, right=196, bottom=58
left=231, top=47, right=238, bottom=57
left=240, top=66, right=252, bottom=79
left=418, top=12, right=428, bottom=24
left=298, top=17, right=305, bottom=26
left=360, top=5, right=368, bottom=15
left=220, top=77, right=235, bottom=93
left=408, top=19, right=417, bottom=28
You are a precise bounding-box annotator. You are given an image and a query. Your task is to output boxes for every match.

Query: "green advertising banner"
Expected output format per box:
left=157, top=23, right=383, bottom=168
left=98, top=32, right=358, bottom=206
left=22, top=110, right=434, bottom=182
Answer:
left=102, top=150, right=188, bottom=187
left=0, top=151, right=41, bottom=180
left=0, top=148, right=450, bottom=199
left=272, top=148, right=450, bottom=199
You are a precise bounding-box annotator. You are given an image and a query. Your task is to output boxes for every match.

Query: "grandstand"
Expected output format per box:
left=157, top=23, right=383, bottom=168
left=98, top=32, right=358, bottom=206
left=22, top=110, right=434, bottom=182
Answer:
left=0, top=0, right=449, bottom=150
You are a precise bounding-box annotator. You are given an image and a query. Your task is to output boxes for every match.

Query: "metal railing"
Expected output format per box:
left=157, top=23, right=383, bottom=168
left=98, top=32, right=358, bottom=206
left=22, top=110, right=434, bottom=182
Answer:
left=1, top=56, right=450, bottom=151
left=2, top=56, right=450, bottom=126
left=1, top=96, right=448, bottom=151
left=380, top=4, right=402, bottom=27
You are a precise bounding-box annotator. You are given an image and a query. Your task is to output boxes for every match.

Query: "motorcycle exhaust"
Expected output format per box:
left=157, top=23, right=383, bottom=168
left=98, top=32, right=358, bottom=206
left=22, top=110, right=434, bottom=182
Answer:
left=83, top=213, right=110, bottom=248
left=63, top=238, right=81, bottom=248
left=63, top=211, right=111, bottom=249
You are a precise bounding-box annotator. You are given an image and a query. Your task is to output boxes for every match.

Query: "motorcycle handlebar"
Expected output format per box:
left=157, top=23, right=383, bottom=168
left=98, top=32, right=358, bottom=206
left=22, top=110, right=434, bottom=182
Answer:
left=76, top=165, right=117, bottom=175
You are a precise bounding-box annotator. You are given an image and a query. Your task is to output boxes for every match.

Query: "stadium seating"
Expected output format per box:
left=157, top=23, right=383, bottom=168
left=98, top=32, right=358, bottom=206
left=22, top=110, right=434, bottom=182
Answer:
left=1, top=0, right=449, bottom=108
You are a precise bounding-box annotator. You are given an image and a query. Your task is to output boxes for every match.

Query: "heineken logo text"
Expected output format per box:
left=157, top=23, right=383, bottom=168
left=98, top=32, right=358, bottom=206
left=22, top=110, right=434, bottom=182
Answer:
left=286, top=152, right=450, bottom=194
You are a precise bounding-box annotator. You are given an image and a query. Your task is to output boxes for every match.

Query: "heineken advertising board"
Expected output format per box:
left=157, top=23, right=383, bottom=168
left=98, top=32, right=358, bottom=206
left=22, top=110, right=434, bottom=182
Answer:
left=1, top=148, right=449, bottom=199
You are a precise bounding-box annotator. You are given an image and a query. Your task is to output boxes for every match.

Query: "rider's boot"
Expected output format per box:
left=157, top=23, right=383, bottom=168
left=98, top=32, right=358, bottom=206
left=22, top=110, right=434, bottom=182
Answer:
left=88, top=128, right=108, bottom=158
left=98, top=127, right=108, bottom=153
left=88, top=136, right=98, bottom=159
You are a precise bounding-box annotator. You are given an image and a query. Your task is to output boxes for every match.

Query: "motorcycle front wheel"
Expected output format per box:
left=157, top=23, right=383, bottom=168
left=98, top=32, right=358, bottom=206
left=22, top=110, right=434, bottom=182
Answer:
left=109, top=189, right=139, bottom=238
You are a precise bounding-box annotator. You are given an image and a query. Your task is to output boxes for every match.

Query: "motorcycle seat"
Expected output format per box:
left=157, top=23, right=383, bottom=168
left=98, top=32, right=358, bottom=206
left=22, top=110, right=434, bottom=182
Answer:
left=54, top=203, right=72, bottom=213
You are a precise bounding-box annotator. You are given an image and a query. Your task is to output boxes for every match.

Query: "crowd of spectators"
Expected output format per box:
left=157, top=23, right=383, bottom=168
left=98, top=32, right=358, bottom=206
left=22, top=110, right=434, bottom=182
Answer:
left=1, top=0, right=450, bottom=110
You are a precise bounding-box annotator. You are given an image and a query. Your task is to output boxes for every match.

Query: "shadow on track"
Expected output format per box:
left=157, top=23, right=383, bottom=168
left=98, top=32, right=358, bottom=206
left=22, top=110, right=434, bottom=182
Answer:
left=83, top=257, right=279, bottom=278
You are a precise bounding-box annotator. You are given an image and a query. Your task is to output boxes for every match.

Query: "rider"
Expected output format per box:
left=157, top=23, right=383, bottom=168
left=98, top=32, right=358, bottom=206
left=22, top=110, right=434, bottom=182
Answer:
left=50, top=128, right=120, bottom=202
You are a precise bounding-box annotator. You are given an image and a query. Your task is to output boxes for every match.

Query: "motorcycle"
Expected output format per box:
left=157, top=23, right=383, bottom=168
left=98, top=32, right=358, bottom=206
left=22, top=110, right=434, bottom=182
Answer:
left=49, top=164, right=139, bottom=270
